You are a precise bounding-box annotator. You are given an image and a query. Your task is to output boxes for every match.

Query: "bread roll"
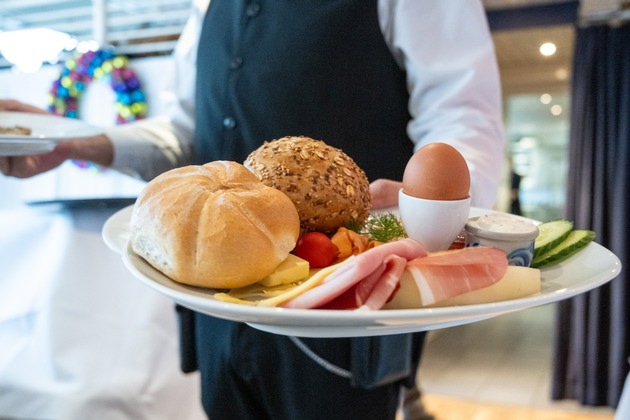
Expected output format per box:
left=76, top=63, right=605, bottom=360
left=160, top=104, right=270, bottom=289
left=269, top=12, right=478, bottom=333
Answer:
left=244, top=136, right=371, bottom=234
left=129, top=161, right=300, bottom=289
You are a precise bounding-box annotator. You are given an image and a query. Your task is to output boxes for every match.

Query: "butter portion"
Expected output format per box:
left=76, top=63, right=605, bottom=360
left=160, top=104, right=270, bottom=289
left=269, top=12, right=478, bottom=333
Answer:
left=257, top=254, right=310, bottom=287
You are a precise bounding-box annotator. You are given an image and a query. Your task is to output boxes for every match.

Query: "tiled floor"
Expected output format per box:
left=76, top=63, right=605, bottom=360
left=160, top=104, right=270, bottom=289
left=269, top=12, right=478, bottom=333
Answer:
left=417, top=303, right=616, bottom=417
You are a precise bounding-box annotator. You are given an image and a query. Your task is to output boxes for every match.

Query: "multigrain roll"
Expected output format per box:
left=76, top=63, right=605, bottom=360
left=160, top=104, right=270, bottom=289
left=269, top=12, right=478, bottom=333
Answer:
left=129, top=161, right=300, bottom=289
left=244, top=136, right=371, bottom=234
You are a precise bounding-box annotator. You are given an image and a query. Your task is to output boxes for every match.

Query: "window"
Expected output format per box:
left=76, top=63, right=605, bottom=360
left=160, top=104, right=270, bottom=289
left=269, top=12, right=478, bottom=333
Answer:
left=0, top=0, right=191, bottom=69
left=490, top=23, right=574, bottom=221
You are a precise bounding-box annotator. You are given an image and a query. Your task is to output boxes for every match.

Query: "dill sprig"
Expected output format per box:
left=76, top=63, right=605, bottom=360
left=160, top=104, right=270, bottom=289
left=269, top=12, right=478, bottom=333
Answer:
left=360, top=212, right=407, bottom=243
left=344, top=218, right=364, bottom=234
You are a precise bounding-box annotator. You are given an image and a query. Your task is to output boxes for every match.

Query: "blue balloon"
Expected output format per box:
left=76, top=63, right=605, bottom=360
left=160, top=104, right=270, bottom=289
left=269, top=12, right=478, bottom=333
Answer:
left=131, top=91, right=145, bottom=102
left=117, top=92, right=131, bottom=105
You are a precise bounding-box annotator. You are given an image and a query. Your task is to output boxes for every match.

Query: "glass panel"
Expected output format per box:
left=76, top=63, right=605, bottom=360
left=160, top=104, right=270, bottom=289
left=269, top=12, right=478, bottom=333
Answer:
left=505, top=92, right=570, bottom=222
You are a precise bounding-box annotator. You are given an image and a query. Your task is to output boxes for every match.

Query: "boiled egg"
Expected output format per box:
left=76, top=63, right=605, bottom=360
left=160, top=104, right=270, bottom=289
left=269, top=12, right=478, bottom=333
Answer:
left=402, top=142, right=470, bottom=200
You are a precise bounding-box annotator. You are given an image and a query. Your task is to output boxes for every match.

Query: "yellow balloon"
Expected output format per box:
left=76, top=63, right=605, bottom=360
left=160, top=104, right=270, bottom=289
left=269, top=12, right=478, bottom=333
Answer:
left=130, top=102, right=147, bottom=114
left=54, top=99, right=66, bottom=112
left=113, top=56, right=127, bottom=68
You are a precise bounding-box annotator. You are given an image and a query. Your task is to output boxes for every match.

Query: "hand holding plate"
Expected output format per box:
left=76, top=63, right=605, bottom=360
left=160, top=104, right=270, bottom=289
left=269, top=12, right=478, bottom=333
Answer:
left=0, top=98, right=49, bottom=115
left=369, top=179, right=402, bottom=210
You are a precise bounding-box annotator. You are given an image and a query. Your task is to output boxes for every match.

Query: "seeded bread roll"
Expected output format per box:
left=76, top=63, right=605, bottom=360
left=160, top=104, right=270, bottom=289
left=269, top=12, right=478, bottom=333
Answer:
left=129, top=161, right=300, bottom=289
left=244, top=136, right=371, bottom=234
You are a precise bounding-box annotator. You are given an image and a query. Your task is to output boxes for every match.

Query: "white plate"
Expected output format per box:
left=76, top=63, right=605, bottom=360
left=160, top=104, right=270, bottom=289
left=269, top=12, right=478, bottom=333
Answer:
left=102, top=205, right=135, bottom=253
left=103, top=205, right=622, bottom=337
left=0, top=112, right=103, bottom=156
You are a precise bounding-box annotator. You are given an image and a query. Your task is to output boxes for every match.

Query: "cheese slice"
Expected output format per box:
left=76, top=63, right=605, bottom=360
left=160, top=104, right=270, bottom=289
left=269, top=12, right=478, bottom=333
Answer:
left=214, top=258, right=353, bottom=307
left=257, top=254, right=310, bottom=287
left=383, top=266, right=541, bottom=309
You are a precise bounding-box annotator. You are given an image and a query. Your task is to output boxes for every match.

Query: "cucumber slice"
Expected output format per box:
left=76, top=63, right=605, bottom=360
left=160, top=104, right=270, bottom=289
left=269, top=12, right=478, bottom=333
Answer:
left=533, top=220, right=573, bottom=259
left=531, top=229, right=596, bottom=268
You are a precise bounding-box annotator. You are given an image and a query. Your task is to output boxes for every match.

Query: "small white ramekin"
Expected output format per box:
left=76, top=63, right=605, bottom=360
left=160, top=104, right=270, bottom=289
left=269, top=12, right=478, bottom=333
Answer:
left=465, top=213, right=539, bottom=267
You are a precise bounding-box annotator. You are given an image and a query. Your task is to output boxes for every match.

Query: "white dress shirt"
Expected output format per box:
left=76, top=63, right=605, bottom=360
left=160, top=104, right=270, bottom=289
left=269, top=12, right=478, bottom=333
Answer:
left=107, top=0, right=505, bottom=208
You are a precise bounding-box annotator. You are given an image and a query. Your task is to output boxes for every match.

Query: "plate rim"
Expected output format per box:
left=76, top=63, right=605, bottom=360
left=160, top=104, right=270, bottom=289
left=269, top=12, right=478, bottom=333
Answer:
left=122, top=240, right=620, bottom=321
left=104, top=205, right=622, bottom=336
left=0, top=111, right=103, bottom=141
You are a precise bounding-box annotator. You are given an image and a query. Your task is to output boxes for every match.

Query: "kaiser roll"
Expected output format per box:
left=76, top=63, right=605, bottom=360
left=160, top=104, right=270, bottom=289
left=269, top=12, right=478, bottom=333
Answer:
left=129, top=161, right=300, bottom=289
left=244, top=136, right=371, bottom=233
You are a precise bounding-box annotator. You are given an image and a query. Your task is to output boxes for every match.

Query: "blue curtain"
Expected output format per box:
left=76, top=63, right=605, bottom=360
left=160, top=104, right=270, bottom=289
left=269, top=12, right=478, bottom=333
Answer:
left=551, top=23, right=630, bottom=408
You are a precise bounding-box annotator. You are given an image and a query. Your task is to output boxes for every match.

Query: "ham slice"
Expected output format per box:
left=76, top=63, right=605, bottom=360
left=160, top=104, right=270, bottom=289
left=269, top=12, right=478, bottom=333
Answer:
left=280, top=238, right=426, bottom=309
left=318, top=255, right=407, bottom=310
left=356, top=255, right=407, bottom=310
left=280, top=238, right=509, bottom=310
left=405, top=247, right=508, bottom=306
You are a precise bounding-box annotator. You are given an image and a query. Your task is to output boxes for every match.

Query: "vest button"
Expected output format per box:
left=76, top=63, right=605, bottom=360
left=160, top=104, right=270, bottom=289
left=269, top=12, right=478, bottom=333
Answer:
left=230, top=56, right=243, bottom=69
left=223, top=117, right=236, bottom=130
left=246, top=3, right=261, bottom=17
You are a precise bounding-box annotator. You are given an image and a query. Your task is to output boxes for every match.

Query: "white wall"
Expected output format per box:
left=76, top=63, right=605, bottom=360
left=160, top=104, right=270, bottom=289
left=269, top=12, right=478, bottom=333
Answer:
left=0, top=55, right=173, bottom=208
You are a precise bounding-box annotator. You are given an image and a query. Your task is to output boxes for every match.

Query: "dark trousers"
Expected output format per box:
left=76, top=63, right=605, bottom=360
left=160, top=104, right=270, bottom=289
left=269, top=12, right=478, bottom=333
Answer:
left=179, top=309, right=424, bottom=420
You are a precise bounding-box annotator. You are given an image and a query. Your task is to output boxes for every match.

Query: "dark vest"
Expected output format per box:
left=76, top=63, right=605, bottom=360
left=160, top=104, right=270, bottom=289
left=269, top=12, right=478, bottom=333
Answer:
left=183, top=0, right=420, bottom=389
left=194, top=0, right=413, bottom=181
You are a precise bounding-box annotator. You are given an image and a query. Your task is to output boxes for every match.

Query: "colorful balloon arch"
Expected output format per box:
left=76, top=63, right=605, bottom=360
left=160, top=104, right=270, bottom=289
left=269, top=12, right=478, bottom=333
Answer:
left=48, top=49, right=148, bottom=172
left=48, top=49, right=147, bottom=124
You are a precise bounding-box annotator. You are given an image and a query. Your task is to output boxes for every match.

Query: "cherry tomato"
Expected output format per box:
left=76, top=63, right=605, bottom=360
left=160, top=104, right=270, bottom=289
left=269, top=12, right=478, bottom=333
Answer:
left=293, top=232, right=339, bottom=268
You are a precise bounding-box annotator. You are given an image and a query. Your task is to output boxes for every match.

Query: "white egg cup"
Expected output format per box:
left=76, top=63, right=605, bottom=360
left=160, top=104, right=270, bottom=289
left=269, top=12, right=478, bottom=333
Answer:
left=398, top=189, right=472, bottom=252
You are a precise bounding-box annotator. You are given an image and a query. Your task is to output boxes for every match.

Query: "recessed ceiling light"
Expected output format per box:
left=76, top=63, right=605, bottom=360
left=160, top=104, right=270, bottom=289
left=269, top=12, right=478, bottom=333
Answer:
left=540, top=93, right=552, bottom=104
left=539, top=42, right=557, bottom=56
left=551, top=104, right=563, bottom=116
left=555, top=68, right=569, bottom=80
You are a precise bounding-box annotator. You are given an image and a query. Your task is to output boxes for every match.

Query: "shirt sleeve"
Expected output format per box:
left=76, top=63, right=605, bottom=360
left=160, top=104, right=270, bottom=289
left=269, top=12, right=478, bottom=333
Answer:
left=107, top=0, right=209, bottom=181
left=379, top=0, right=506, bottom=209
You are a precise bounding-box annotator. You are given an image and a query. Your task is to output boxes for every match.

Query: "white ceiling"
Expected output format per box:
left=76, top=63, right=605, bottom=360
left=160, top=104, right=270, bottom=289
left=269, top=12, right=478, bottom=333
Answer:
left=493, top=25, right=575, bottom=95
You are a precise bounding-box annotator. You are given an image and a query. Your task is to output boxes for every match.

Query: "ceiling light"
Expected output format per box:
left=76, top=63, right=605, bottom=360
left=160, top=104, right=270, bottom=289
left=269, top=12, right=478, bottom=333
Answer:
left=551, top=105, right=563, bottom=116
left=555, top=68, right=569, bottom=80
left=0, top=28, right=75, bottom=73
left=539, top=42, right=557, bottom=56
left=540, top=93, right=552, bottom=104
